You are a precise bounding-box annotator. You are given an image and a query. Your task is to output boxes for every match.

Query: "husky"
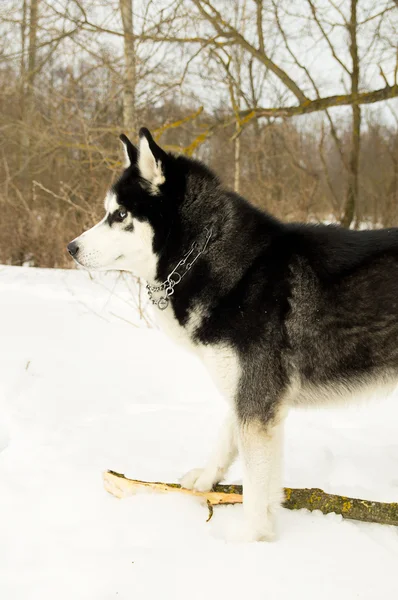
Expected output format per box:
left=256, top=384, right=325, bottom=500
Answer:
left=68, top=127, right=398, bottom=541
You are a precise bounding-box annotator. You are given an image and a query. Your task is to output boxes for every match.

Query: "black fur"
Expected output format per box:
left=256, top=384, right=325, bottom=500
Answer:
left=114, top=132, right=398, bottom=425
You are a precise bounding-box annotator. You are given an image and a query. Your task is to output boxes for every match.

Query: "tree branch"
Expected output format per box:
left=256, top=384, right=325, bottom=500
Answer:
left=190, top=0, right=308, bottom=103
left=306, top=0, right=350, bottom=75
left=103, top=471, right=398, bottom=527
left=254, top=0, right=265, bottom=55
left=237, top=84, right=398, bottom=121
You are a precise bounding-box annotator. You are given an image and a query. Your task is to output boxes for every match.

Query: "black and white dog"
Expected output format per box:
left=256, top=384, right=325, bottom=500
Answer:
left=68, top=128, right=398, bottom=541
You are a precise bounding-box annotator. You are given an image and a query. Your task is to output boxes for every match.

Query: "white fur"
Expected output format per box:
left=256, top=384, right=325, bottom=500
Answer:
left=238, top=414, right=285, bottom=542
left=154, top=303, right=241, bottom=405
left=199, top=345, right=241, bottom=402
left=120, top=139, right=131, bottom=168
left=138, top=137, right=165, bottom=194
left=293, top=370, right=397, bottom=408
left=154, top=302, right=243, bottom=497
left=153, top=298, right=242, bottom=495
left=70, top=199, right=157, bottom=279
left=152, top=302, right=204, bottom=361
left=104, top=191, right=118, bottom=213
left=180, top=411, right=237, bottom=492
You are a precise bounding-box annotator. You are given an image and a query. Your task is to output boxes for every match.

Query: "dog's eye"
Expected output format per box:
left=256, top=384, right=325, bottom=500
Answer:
left=116, top=208, right=127, bottom=221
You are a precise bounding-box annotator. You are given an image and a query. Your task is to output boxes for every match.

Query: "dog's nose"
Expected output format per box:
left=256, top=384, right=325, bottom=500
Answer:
left=67, top=241, right=79, bottom=257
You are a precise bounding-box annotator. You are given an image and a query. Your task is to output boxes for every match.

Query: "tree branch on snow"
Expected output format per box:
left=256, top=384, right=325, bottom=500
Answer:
left=103, top=471, right=398, bottom=527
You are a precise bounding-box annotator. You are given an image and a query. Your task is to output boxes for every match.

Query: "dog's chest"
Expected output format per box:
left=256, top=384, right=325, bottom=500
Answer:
left=153, top=305, right=240, bottom=403
left=152, top=303, right=199, bottom=352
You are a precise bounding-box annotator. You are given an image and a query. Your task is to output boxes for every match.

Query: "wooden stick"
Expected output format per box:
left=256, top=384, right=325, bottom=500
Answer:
left=103, top=470, right=398, bottom=527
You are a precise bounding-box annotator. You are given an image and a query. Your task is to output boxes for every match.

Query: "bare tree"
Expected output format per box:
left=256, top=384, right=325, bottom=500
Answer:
left=0, top=0, right=397, bottom=268
left=187, top=0, right=398, bottom=124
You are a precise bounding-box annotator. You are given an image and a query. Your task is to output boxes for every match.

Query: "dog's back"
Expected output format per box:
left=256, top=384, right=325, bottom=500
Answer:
left=282, top=224, right=398, bottom=403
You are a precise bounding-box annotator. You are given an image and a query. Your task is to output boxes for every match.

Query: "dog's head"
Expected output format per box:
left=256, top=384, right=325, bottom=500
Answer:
left=67, top=127, right=196, bottom=280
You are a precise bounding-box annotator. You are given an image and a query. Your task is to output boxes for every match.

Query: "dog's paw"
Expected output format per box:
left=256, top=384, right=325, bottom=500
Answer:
left=250, top=526, right=276, bottom=543
left=226, top=520, right=276, bottom=543
left=180, top=468, right=218, bottom=492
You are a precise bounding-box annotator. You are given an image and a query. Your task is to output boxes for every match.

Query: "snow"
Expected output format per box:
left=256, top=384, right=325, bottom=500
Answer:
left=0, top=265, right=398, bottom=599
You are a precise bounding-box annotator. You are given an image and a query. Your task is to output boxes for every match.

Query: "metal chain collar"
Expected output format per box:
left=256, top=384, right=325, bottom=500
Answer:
left=146, top=227, right=212, bottom=310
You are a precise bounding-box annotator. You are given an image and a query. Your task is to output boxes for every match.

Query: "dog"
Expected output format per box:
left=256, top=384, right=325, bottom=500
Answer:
left=68, top=127, right=398, bottom=541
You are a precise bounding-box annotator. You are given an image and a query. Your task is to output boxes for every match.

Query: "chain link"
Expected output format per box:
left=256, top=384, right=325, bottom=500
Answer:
left=146, top=227, right=212, bottom=310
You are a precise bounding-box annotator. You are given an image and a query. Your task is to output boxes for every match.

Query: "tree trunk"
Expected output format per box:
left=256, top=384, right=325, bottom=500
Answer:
left=341, top=0, right=361, bottom=228
left=119, top=0, right=136, bottom=136
left=20, top=0, right=39, bottom=179
left=27, top=0, right=38, bottom=79
left=20, top=0, right=39, bottom=178
left=19, top=0, right=28, bottom=171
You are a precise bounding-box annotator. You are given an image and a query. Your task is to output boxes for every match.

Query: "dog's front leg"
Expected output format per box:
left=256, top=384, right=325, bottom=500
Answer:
left=237, top=410, right=285, bottom=542
left=180, top=411, right=237, bottom=492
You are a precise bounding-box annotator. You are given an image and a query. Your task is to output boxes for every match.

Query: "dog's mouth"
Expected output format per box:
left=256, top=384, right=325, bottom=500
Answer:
left=67, top=237, right=126, bottom=270
left=71, top=255, right=89, bottom=269
left=69, top=252, right=126, bottom=271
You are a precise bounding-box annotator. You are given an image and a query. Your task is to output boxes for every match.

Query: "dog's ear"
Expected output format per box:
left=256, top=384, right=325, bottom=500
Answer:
left=119, top=133, right=138, bottom=168
left=138, top=127, right=166, bottom=194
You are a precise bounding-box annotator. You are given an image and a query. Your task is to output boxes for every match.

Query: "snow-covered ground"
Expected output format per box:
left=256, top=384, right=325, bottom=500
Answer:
left=0, top=265, right=397, bottom=599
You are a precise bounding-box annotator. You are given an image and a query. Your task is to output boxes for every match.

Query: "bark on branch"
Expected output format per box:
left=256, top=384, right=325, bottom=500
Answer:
left=103, top=471, right=398, bottom=527
left=237, top=84, right=398, bottom=121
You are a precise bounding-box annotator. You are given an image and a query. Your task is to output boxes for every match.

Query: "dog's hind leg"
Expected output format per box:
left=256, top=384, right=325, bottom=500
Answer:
left=180, top=411, right=237, bottom=492
left=237, top=410, right=285, bottom=542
